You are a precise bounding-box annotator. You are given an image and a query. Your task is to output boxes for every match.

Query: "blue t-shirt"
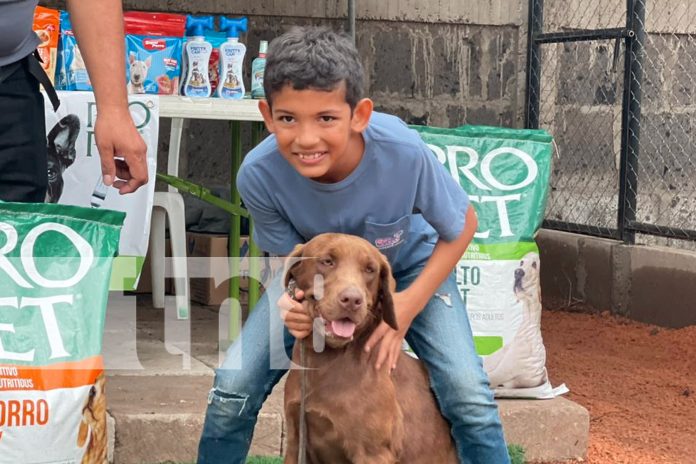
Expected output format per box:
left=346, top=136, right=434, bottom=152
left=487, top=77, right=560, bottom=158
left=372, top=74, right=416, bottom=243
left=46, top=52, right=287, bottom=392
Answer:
left=237, top=112, right=470, bottom=274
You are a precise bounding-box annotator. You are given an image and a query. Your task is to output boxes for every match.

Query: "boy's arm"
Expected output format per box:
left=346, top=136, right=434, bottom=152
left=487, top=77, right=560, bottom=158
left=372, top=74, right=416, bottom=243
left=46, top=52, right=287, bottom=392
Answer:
left=365, top=204, right=478, bottom=370
left=66, top=0, right=148, bottom=194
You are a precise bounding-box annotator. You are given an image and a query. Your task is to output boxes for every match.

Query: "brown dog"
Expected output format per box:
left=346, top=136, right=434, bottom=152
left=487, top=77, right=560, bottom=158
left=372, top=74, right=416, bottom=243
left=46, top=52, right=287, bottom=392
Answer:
left=77, top=373, right=107, bottom=464
left=283, top=233, right=457, bottom=464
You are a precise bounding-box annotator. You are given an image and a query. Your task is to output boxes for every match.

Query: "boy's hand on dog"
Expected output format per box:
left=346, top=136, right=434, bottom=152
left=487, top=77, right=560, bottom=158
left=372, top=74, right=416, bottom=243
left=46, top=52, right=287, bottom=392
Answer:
left=95, top=106, right=148, bottom=194
left=365, top=291, right=417, bottom=373
left=278, top=290, right=313, bottom=339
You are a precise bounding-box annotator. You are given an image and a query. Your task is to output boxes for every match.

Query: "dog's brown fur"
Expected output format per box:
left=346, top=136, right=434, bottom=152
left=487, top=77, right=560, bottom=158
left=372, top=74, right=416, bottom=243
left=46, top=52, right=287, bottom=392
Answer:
left=77, top=373, right=107, bottom=464
left=283, top=233, right=457, bottom=464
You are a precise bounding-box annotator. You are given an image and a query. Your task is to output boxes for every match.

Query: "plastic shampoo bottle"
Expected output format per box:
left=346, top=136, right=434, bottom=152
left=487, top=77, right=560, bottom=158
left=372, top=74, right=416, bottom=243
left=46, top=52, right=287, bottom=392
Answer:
left=251, top=40, right=268, bottom=99
left=217, top=16, right=248, bottom=99
left=182, top=15, right=214, bottom=97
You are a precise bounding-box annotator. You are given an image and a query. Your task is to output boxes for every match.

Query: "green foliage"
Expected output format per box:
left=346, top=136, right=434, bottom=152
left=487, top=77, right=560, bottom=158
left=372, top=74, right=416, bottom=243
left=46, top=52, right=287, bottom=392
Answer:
left=245, top=457, right=283, bottom=464
left=508, top=443, right=527, bottom=464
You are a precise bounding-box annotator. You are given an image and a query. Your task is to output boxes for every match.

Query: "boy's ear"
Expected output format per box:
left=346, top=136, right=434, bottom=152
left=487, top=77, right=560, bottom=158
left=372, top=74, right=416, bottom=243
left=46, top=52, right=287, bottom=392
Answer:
left=258, top=99, right=275, bottom=134
left=350, top=98, right=373, bottom=133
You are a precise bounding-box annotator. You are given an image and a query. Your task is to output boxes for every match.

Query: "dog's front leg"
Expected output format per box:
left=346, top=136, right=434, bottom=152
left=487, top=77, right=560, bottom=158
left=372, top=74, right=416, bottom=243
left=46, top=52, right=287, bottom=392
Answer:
left=284, top=401, right=300, bottom=464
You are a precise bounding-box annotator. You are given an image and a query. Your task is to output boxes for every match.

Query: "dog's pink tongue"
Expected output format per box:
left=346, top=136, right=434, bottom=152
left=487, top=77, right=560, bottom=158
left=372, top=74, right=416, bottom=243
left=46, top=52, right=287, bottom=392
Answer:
left=331, top=319, right=356, bottom=338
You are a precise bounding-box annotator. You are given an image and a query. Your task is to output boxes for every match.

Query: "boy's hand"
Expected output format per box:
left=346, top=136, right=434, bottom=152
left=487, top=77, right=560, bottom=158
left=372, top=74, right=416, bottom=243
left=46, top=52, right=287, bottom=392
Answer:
left=364, top=292, right=417, bottom=372
left=278, top=289, right=313, bottom=339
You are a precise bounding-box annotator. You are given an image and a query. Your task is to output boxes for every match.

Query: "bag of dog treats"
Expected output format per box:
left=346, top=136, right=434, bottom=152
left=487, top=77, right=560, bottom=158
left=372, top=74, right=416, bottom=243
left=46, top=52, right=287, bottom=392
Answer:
left=0, top=202, right=124, bottom=463
left=412, top=125, right=567, bottom=399
left=55, top=10, right=92, bottom=91
left=32, top=6, right=60, bottom=85
left=124, top=12, right=186, bottom=95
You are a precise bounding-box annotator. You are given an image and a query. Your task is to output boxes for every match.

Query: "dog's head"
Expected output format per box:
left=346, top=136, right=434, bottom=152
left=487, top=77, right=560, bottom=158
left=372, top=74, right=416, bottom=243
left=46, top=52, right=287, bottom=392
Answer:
left=128, top=52, right=151, bottom=87
left=285, top=233, right=397, bottom=349
left=46, top=114, right=80, bottom=203
left=513, top=252, right=540, bottom=299
left=77, top=373, right=106, bottom=448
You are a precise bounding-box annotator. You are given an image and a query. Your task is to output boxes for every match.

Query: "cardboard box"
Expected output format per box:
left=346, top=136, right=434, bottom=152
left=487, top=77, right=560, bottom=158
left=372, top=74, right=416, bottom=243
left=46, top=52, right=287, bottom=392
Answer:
left=187, top=233, right=267, bottom=306
left=134, top=238, right=173, bottom=294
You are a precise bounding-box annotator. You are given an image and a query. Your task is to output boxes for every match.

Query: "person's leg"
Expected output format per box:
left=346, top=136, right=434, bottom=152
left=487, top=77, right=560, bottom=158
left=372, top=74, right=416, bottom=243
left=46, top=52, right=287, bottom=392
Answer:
left=0, top=60, right=47, bottom=203
left=198, top=279, right=295, bottom=464
left=399, top=270, right=510, bottom=464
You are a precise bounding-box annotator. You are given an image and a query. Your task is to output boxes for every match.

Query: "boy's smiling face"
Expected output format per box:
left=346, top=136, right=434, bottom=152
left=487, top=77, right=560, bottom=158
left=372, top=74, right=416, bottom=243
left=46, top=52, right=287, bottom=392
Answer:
left=259, top=83, right=373, bottom=183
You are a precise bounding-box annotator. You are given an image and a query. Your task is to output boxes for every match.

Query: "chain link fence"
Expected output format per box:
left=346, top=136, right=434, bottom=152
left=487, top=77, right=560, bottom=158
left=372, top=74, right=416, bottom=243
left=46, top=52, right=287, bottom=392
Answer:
left=526, top=0, right=696, bottom=251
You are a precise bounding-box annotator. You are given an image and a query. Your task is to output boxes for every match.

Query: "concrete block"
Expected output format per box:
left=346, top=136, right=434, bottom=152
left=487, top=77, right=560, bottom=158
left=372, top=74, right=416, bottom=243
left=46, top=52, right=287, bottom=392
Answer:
left=577, top=235, right=618, bottom=310
left=498, top=397, right=589, bottom=463
left=536, top=229, right=582, bottom=306
left=624, top=245, right=696, bottom=328
left=371, top=29, right=413, bottom=95
left=108, top=413, right=115, bottom=464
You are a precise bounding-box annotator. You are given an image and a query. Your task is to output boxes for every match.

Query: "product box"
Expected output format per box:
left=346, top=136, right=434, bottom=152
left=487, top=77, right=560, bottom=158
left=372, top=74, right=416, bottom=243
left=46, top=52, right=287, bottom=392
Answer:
left=133, top=238, right=173, bottom=294
left=187, top=233, right=268, bottom=306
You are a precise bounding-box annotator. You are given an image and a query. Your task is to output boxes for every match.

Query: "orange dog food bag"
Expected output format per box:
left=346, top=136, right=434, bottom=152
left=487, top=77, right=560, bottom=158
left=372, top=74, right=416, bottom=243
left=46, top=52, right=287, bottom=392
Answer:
left=33, top=6, right=60, bottom=85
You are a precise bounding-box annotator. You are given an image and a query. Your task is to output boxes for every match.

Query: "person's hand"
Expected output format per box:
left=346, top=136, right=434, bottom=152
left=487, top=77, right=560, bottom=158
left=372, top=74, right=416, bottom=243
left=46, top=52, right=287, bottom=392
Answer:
left=94, top=106, right=148, bottom=194
left=364, top=291, right=417, bottom=372
left=278, top=289, right=313, bottom=339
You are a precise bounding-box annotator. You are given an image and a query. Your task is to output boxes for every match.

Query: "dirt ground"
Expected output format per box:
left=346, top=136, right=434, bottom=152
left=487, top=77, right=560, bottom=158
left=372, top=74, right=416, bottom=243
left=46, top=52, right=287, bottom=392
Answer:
left=541, top=304, right=696, bottom=464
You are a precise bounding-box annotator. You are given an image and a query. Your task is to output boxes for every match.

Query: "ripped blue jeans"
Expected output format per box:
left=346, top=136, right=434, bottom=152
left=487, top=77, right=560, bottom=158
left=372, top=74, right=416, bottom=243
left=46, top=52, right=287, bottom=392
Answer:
left=197, top=269, right=510, bottom=464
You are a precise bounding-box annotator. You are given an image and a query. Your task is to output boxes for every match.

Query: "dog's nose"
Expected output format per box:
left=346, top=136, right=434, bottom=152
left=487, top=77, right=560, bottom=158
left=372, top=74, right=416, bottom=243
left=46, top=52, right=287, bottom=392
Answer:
left=515, top=268, right=525, bottom=279
left=338, top=287, right=363, bottom=312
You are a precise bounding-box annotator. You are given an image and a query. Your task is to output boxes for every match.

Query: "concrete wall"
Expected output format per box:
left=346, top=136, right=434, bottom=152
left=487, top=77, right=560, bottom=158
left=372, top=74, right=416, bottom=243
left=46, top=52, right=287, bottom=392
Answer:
left=538, top=228, right=696, bottom=328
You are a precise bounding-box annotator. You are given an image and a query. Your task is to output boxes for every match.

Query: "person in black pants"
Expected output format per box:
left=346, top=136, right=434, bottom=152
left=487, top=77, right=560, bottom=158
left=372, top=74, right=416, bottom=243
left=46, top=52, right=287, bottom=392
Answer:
left=0, top=0, right=148, bottom=203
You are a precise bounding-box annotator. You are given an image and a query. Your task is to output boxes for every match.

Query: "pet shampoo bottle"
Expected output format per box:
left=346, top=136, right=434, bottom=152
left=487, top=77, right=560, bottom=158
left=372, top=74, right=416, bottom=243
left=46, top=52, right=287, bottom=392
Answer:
left=250, top=40, right=268, bottom=99
left=182, top=15, right=214, bottom=98
left=217, top=17, right=248, bottom=99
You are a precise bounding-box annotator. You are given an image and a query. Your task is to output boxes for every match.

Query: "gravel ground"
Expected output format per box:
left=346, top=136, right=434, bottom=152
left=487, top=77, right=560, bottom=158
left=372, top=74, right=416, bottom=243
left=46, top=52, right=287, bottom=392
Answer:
left=541, top=306, right=696, bottom=464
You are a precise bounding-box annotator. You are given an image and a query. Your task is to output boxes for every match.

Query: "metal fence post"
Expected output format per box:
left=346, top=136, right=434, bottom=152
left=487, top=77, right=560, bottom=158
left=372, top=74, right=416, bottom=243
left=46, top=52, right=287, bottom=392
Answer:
left=525, top=0, right=544, bottom=129
left=618, top=0, right=646, bottom=244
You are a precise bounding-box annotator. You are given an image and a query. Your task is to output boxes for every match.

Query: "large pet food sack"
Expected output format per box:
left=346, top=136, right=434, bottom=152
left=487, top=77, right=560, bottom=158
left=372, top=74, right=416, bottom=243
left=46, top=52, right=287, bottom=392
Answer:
left=0, top=202, right=124, bottom=463
left=32, top=6, right=60, bottom=85
left=413, top=125, right=566, bottom=398
left=124, top=12, right=186, bottom=95
left=42, top=91, right=159, bottom=299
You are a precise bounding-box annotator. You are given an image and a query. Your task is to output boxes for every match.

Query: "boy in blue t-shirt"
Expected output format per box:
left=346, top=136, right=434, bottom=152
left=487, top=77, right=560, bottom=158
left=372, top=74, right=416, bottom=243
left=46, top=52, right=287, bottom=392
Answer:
left=198, top=27, right=510, bottom=464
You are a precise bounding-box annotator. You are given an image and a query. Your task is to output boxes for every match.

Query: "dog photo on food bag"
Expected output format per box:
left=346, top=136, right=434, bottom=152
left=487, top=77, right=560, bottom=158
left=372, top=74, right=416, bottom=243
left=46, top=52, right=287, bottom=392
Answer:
left=127, top=52, right=152, bottom=94
left=77, top=374, right=108, bottom=463
left=283, top=233, right=457, bottom=464
left=46, top=114, right=80, bottom=203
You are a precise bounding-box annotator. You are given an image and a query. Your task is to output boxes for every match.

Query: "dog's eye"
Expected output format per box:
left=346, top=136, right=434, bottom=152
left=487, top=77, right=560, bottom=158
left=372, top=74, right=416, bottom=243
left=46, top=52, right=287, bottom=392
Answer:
left=532, top=261, right=537, bottom=269
left=365, top=265, right=375, bottom=274
left=320, top=258, right=334, bottom=267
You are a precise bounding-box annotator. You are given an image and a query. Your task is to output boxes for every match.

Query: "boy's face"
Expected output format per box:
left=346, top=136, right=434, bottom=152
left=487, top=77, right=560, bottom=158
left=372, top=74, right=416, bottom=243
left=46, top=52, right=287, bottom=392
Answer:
left=259, top=83, right=372, bottom=183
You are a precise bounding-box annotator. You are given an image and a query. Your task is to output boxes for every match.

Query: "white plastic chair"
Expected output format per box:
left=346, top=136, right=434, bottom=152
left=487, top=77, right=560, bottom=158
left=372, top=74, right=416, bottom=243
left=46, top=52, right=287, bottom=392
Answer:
left=149, top=117, right=190, bottom=318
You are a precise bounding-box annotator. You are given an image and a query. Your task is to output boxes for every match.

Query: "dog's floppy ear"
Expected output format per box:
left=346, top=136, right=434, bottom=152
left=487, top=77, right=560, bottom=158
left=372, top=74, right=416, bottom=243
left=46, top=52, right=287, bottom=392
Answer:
left=377, top=254, right=398, bottom=331
left=283, top=243, right=305, bottom=288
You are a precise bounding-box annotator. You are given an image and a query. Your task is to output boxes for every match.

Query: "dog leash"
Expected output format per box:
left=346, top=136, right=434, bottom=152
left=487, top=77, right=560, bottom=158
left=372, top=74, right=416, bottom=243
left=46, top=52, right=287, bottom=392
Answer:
left=287, top=279, right=308, bottom=464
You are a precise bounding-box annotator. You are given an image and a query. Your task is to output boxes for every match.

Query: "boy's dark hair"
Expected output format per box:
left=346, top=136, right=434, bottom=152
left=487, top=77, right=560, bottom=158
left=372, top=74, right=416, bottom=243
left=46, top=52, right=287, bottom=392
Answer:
left=263, top=26, right=364, bottom=109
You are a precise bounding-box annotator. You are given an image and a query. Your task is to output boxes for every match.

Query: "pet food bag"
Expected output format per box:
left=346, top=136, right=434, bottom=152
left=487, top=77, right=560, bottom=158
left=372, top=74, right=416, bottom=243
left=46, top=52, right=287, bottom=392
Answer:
left=124, top=12, right=186, bottom=95
left=42, top=91, right=160, bottom=303
left=412, top=125, right=566, bottom=398
left=32, top=6, right=60, bottom=85
left=55, top=10, right=92, bottom=91
left=0, top=202, right=124, bottom=463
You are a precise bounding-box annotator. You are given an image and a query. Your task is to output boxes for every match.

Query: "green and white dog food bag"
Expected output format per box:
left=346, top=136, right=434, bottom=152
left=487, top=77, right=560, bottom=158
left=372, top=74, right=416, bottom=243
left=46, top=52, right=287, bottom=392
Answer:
left=0, top=202, right=123, bottom=463
left=412, top=125, right=567, bottom=398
